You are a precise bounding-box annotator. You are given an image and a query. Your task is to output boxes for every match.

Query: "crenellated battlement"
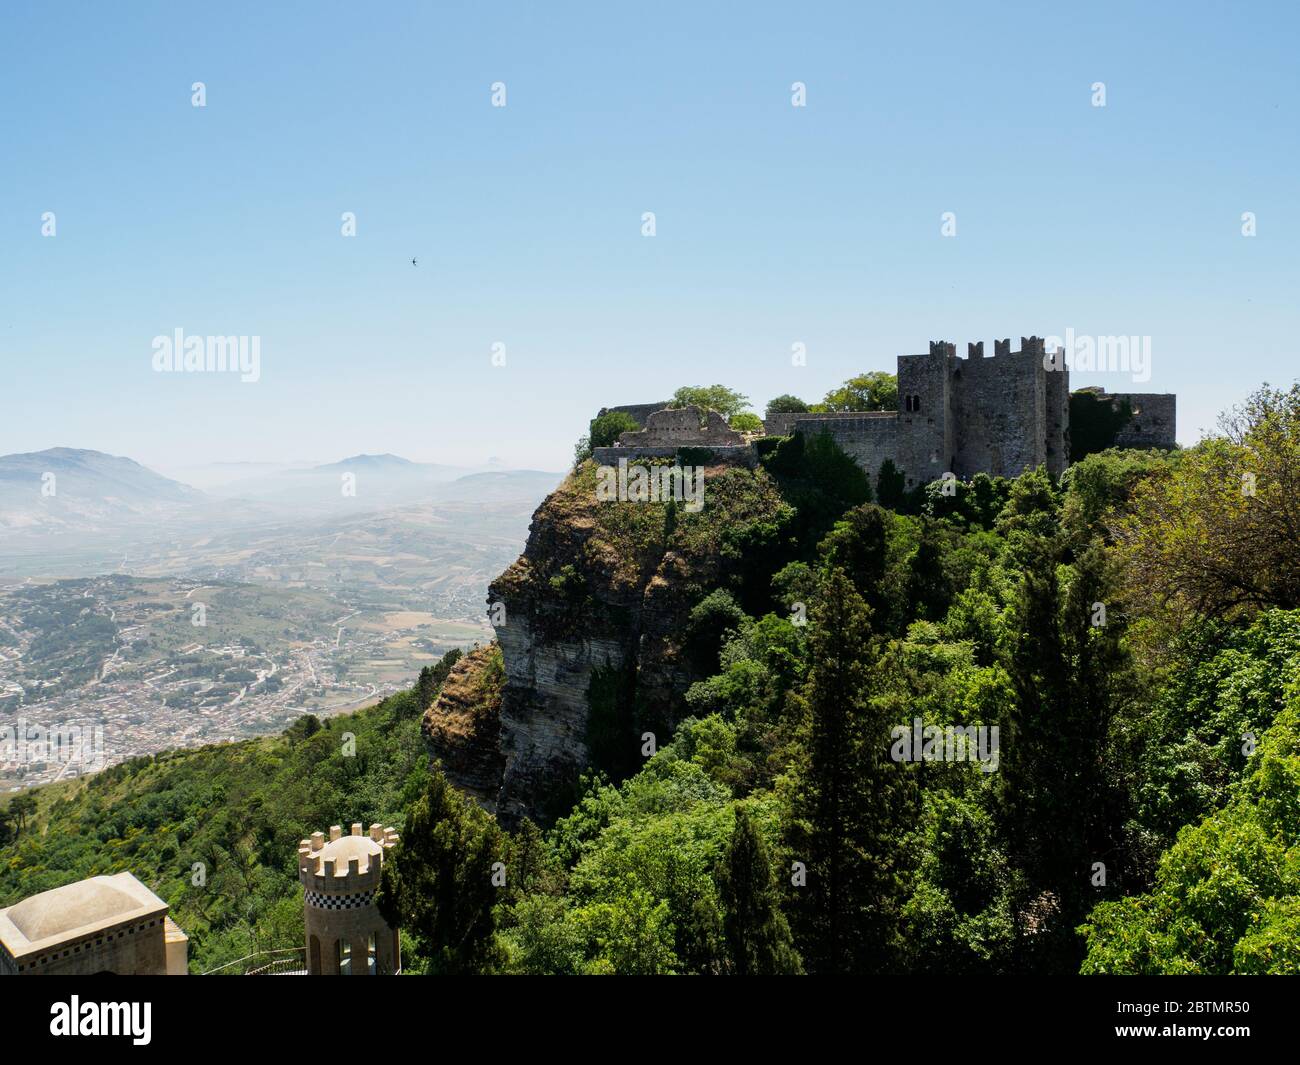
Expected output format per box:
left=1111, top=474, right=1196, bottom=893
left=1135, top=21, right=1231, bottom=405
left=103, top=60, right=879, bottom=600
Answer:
left=298, top=822, right=399, bottom=897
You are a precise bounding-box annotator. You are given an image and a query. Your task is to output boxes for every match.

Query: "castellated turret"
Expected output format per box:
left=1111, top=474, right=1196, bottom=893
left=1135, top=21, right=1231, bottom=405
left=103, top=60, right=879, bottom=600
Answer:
left=298, top=822, right=400, bottom=975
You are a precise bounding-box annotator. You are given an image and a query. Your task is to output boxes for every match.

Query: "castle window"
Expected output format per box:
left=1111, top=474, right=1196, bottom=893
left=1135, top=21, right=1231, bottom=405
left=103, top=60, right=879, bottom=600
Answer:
left=904, top=394, right=922, bottom=413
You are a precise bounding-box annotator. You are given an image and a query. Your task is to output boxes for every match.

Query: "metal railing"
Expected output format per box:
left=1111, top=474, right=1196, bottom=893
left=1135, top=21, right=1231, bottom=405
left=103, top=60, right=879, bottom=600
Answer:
left=199, top=947, right=306, bottom=975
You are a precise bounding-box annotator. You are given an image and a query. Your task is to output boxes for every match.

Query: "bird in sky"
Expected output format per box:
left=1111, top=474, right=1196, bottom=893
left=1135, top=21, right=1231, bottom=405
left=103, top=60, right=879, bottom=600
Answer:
left=411, top=257, right=418, bottom=267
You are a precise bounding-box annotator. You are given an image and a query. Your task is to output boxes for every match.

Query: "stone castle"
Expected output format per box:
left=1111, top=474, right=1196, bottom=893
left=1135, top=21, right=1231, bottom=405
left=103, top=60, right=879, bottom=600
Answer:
left=597, top=336, right=1176, bottom=489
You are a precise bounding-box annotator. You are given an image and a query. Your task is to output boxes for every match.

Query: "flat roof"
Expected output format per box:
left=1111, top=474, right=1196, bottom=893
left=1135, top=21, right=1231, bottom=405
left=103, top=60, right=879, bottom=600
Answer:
left=0, top=872, right=168, bottom=959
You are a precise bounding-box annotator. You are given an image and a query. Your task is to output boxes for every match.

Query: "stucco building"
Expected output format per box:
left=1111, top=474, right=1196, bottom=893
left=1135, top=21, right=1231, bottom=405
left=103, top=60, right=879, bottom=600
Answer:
left=0, top=871, right=188, bottom=975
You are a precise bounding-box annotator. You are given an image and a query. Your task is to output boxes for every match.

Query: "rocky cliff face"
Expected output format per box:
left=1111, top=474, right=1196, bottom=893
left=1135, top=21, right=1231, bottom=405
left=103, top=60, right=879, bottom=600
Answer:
left=427, top=459, right=791, bottom=826
left=422, top=645, right=506, bottom=812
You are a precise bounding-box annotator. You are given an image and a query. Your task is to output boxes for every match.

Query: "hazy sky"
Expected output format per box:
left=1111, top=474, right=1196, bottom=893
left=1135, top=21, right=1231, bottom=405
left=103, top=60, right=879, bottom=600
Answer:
left=2, top=1, right=1297, bottom=473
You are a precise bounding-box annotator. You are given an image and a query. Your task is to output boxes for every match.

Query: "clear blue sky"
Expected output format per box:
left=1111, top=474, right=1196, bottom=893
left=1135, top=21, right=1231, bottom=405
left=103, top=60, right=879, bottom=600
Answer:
left=2, top=1, right=1296, bottom=472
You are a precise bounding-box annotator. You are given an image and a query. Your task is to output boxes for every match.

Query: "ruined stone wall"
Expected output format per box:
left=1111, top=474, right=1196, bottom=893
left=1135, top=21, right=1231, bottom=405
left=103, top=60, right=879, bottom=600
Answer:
left=616, top=405, right=745, bottom=448
left=591, top=445, right=755, bottom=467
left=598, top=401, right=672, bottom=428
left=1109, top=392, right=1177, bottom=448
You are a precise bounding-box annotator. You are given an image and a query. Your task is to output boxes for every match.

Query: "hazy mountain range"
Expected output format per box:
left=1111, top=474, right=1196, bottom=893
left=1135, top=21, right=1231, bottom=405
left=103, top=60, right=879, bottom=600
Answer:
left=0, top=448, right=559, bottom=529
left=0, top=448, right=202, bottom=530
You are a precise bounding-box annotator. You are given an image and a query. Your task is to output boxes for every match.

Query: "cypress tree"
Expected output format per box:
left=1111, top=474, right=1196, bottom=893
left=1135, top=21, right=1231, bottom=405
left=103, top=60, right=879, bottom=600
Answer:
left=717, top=805, right=801, bottom=974
left=786, top=567, right=916, bottom=973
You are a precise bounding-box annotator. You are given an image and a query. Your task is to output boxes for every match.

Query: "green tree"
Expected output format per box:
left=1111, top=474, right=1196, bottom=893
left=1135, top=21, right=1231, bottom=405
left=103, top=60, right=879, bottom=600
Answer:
left=416, top=647, right=463, bottom=710
left=766, top=394, right=809, bottom=415
left=717, top=805, right=801, bottom=973
left=786, top=567, right=916, bottom=972
left=729, top=412, right=763, bottom=432
left=998, top=540, right=1134, bottom=970
left=1115, top=383, right=1300, bottom=621
left=1080, top=690, right=1300, bottom=974
left=819, top=504, right=892, bottom=619
left=375, top=769, right=506, bottom=974
left=905, top=521, right=953, bottom=622
left=876, top=459, right=905, bottom=509
left=8, top=793, right=37, bottom=836
left=589, top=409, right=640, bottom=448
left=685, top=589, right=749, bottom=674
left=670, top=385, right=751, bottom=419
left=817, top=371, right=898, bottom=413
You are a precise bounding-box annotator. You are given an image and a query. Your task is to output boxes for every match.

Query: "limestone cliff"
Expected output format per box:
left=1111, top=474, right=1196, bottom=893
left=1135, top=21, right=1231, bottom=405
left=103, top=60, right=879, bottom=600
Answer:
left=422, top=644, right=506, bottom=812
left=427, top=458, right=791, bottom=826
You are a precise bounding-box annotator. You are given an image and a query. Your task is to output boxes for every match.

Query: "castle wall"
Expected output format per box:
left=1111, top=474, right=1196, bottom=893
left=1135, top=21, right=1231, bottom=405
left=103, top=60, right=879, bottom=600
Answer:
left=591, top=445, right=755, bottom=467
left=1044, top=349, right=1071, bottom=476
left=896, top=343, right=955, bottom=489
left=767, top=338, right=1072, bottom=487
left=1110, top=392, right=1176, bottom=449
left=948, top=337, right=1066, bottom=480
left=782, top=412, right=899, bottom=486
left=763, top=410, right=858, bottom=437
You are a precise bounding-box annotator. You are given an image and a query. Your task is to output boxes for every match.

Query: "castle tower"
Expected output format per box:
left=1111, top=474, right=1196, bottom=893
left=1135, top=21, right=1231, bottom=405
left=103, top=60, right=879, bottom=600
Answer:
left=896, top=341, right=956, bottom=488
left=298, top=823, right=400, bottom=975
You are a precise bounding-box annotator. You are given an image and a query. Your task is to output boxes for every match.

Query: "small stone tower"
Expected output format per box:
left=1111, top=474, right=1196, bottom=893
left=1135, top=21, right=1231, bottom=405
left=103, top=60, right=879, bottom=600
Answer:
left=298, top=822, right=400, bottom=975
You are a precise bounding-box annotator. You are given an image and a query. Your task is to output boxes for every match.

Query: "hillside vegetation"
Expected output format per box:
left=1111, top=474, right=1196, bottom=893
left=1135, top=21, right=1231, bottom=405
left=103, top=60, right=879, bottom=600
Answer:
left=6, top=383, right=1300, bottom=975
left=373, top=383, right=1300, bottom=974
left=0, top=652, right=462, bottom=972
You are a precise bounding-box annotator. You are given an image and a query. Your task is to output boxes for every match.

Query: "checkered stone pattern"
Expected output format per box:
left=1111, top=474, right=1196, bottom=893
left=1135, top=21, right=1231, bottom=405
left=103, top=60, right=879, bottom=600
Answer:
left=305, top=889, right=376, bottom=911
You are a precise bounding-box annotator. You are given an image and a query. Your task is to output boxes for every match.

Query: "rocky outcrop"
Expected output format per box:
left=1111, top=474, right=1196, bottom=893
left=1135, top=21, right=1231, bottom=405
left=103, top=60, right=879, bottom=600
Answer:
left=435, top=459, right=791, bottom=826
left=422, top=645, right=506, bottom=812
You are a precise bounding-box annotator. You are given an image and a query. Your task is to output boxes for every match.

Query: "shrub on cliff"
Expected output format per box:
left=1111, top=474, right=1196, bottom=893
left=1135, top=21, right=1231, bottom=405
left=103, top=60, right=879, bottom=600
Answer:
left=588, top=409, right=639, bottom=449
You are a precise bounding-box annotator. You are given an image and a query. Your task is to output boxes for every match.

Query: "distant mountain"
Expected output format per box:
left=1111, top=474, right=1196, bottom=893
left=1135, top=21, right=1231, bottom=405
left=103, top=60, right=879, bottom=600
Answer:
left=435, top=469, right=564, bottom=502
left=314, top=453, right=419, bottom=471
left=155, top=460, right=316, bottom=492
left=0, top=447, right=565, bottom=570
left=213, top=453, right=479, bottom=510
left=0, top=448, right=202, bottom=530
